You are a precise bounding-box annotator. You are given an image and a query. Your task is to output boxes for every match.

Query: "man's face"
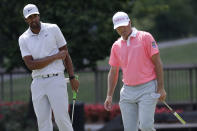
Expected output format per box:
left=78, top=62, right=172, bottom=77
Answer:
left=116, top=22, right=131, bottom=38
left=25, top=14, right=40, bottom=29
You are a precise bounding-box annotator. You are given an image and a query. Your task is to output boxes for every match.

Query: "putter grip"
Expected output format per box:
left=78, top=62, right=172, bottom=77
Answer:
left=73, top=91, right=77, bottom=100
left=72, top=75, right=78, bottom=100
left=173, top=112, right=186, bottom=124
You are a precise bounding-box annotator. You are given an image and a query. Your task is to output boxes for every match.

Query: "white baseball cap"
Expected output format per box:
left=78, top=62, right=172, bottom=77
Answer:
left=23, top=4, right=39, bottom=19
left=112, top=12, right=130, bottom=29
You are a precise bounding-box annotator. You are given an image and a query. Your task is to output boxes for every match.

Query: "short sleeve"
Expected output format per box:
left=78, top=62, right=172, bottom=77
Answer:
left=109, top=44, right=120, bottom=67
left=18, top=37, right=31, bottom=58
left=144, top=32, right=159, bottom=58
left=53, top=24, right=67, bottom=48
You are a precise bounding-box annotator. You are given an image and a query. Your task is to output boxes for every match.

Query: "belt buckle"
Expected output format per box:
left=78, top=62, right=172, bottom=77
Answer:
left=42, top=74, right=50, bottom=78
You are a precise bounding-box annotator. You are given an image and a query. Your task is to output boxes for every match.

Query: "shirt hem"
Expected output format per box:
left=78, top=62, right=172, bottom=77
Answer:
left=124, top=77, right=157, bottom=86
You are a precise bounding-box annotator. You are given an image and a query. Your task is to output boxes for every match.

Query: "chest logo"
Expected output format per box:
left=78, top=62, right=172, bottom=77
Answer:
left=133, top=44, right=142, bottom=48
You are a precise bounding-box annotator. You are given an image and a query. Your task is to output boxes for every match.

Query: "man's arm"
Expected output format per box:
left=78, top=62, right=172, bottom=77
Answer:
left=23, top=50, right=67, bottom=70
left=107, top=66, right=119, bottom=97
left=59, top=45, right=79, bottom=92
left=152, top=53, right=166, bottom=101
left=59, top=45, right=74, bottom=77
left=104, top=66, right=119, bottom=111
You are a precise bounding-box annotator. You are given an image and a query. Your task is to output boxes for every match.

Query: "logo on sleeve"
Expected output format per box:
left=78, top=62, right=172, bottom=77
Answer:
left=152, top=41, right=157, bottom=48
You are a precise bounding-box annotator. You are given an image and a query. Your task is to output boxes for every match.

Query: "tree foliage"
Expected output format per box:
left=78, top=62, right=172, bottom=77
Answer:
left=131, top=0, right=196, bottom=40
left=0, top=0, right=196, bottom=71
left=0, top=0, right=133, bottom=71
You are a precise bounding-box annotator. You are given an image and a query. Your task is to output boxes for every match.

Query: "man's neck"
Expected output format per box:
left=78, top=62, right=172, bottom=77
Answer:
left=123, top=29, right=132, bottom=40
left=31, top=27, right=41, bottom=34
left=30, top=22, right=41, bottom=34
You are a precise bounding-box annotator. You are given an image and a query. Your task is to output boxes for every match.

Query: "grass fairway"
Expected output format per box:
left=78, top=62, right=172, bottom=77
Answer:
left=2, top=69, right=196, bottom=103
left=2, top=74, right=31, bottom=102
left=160, top=43, right=197, bottom=65
left=66, top=72, right=95, bottom=103
left=97, top=43, right=197, bottom=66
left=1, top=43, right=197, bottom=103
left=1, top=72, right=95, bottom=103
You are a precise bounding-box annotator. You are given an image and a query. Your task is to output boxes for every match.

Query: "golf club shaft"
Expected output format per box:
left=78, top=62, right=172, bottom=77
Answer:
left=71, top=99, right=76, bottom=123
left=163, top=101, right=173, bottom=111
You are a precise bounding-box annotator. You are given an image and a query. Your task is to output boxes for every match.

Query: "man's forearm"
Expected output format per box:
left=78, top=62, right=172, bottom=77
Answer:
left=107, top=67, right=119, bottom=97
left=152, top=54, right=164, bottom=89
left=155, top=60, right=164, bottom=89
left=24, top=55, right=57, bottom=70
left=59, top=45, right=74, bottom=77
left=64, top=54, right=74, bottom=77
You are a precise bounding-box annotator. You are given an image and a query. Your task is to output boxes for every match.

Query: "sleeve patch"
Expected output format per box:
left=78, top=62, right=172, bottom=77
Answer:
left=152, top=41, right=157, bottom=48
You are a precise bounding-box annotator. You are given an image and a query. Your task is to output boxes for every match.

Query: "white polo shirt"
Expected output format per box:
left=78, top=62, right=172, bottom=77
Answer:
left=18, top=22, right=66, bottom=78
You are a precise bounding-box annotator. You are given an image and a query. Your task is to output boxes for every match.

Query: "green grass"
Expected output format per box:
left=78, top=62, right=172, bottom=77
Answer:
left=97, top=43, right=197, bottom=66
left=66, top=72, right=95, bottom=103
left=2, top=74, right=31, bottom=102
left=1, top=43, right=197, bottom=103
left=164, top=70, right=197, bottom=102
left=160, top=43, right=197, bottom=65
left=1, top=72, right=96, bottom=103
left=2, top=69, right=196, bottom=104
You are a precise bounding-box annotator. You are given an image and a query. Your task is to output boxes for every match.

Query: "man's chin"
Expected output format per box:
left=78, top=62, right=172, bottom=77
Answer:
left=30, top=25, right=40, bottom=30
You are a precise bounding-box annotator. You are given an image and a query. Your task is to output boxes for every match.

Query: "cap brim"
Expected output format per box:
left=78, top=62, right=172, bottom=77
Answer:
left=114, top=21, right=129, bottom=29
left=25, top=12, right=39, bottom=19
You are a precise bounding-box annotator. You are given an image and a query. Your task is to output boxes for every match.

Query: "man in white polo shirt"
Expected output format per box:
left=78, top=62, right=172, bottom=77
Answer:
left=18, top=4, right=79, bottom=131
left=104, top=12, right=166, bottom=131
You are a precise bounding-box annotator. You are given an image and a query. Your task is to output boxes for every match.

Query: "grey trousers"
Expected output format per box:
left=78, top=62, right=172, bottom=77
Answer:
left=119, top=80, right=158, bottom=131
left=31, top=74, right=73, bottom=131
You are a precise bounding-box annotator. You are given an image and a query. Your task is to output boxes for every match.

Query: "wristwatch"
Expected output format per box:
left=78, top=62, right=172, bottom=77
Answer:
left=69, top=75, right=75, bottom=80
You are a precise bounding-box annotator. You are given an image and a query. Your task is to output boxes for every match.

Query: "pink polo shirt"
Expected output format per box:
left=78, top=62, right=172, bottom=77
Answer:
left=109, top=28, right=159, bottom=86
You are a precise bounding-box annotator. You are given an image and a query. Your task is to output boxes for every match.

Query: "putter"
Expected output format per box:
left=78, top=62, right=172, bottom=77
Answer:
left=151, top=93, right=186, bottom=124
left=71, top=75, right=78, bottom=123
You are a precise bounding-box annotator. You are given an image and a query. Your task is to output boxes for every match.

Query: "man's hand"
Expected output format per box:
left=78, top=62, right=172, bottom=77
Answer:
left=157, top=87, right=166, bottom=101
left=104, top=96, right=113, bottom=111
left=70, top=78, right=79, bottom=92
left=55, top=50, right=67, bottom=60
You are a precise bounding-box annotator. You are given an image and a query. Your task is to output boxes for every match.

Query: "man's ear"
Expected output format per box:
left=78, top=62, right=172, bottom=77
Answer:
left=129, top=21, right=132, bottom=28
left=24, top=18, right=28, bottom=23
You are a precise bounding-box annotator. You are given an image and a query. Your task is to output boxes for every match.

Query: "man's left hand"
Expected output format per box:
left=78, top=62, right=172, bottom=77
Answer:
left=70, top=78, right=79, bottom=92
left=157, top=87, right=166, bottom=101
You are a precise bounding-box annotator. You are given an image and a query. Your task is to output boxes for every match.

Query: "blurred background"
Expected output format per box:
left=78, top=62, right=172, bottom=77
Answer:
left=0, top=0, right=197, bottom=131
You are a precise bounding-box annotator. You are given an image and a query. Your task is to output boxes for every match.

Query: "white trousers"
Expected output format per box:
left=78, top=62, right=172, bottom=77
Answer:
left=31, top=74, right=73, bottom=131
left=119, top=80, right=158, bottom=131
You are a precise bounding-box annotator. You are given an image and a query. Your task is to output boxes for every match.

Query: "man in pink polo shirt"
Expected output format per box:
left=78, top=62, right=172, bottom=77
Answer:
left=104, top=12, right=166, bottom=131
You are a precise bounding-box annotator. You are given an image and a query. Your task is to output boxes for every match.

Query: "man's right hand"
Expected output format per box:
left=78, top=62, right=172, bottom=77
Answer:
left=55, top=50, right=67, bottom=60
left=104, top=96, right=113, bottom=111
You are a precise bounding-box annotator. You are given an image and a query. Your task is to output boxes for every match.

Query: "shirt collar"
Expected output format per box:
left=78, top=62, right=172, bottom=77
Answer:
left=27, top=22, right=45, bottom=36
left=120, top=27, right=138, bottom=41
left=130, top=27, right=138, bottom=37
